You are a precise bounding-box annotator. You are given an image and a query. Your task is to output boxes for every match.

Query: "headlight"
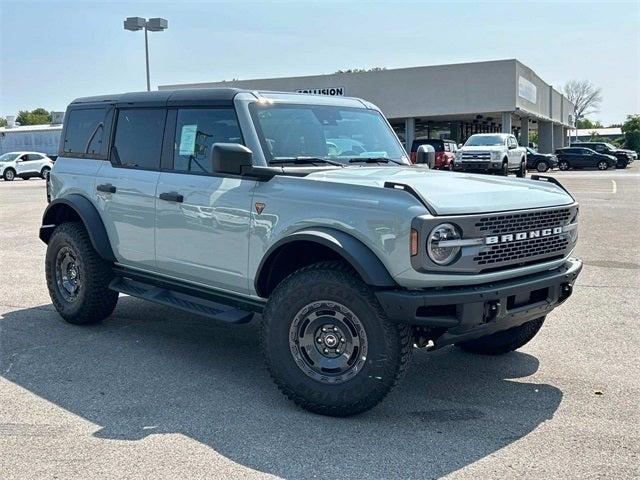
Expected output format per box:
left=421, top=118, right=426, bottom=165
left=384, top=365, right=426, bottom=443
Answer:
left=491, top=151, right=501, bottom=160
left=455, top=151, right=462, bottom=160
left=427, top=223, right=461, bottom=265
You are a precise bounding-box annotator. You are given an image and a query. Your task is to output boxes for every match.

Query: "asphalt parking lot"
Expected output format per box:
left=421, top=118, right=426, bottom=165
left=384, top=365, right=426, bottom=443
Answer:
left=1, top=166, right=638, bottom=479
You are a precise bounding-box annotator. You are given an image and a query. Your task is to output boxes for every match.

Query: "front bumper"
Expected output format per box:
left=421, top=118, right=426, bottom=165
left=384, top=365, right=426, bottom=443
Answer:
left=376, top=258, right=582, bottom=349
left=453, top=161, right=503, bottom=172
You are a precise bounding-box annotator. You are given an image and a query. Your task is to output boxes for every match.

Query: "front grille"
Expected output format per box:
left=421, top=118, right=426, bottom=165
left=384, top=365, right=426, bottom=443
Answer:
left=462, top=151, right=491, bottom=160
left=474, top=236, right=570, bottom=266
left=475, top=208, right=572, bottom=235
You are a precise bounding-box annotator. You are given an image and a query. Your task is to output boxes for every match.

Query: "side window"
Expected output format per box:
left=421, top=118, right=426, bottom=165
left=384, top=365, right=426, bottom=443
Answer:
left=112, top=109, right=166, bottom=169
left=27, top=154, right=44, bottom=161
left=173, top=108, right=242, bottom=174
left=63, top=108, right=106, bottom=155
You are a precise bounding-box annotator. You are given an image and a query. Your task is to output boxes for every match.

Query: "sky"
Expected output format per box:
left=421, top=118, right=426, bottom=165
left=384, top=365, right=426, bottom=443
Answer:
left=1, top=0, right=638, bottom=125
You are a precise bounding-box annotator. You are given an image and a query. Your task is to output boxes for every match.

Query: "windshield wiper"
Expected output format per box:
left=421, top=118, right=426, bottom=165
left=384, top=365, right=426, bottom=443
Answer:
left=349, top=157, right=403, bottom=165
left=270, top=156, right=345, bottom=167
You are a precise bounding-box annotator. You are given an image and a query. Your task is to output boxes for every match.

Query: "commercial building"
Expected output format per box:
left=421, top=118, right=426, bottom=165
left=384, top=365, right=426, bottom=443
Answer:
left=160, top=59, right=575, bottom=154
left=0, top=114, right=64, bottom=156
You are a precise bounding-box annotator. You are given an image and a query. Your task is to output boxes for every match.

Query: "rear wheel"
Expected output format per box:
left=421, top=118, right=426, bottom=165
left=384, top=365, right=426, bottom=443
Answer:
left=558, top=160, right=570, bottom=171
left=45, top=222, right=118, bottom=324
left=536, top=161, right=549, bottom=172
left=3, top=168, right=15, bottom=181
left=262, top=261, right=412, bottom=416
left=597, top=160, right=609, bottom=170
left=456, top=317, right=545, bottom=355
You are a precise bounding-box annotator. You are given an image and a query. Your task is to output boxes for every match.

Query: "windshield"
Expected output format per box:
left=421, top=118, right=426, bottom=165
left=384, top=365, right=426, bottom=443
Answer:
left=0, top=153, right=18, bottom=162
left=603, top=143, right=616, bottom=150
left=465, top=135, right=506, bottom=147
left=250, top=103, right=408, bottom=165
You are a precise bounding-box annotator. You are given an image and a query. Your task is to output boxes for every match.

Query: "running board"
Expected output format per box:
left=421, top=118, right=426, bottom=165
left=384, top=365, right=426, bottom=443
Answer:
left=109, top=276, right=255, bottom=324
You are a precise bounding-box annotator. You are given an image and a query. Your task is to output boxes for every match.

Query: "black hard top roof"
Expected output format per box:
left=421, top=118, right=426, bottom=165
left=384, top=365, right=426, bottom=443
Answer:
left=69, top=88, right=247, bottom=108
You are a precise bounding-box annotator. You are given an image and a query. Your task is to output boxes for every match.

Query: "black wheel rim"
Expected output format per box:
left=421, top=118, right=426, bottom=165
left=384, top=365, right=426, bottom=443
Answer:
left=55, top=246, right=80, bottom=302
left=289, top=301, right=368, bottom=384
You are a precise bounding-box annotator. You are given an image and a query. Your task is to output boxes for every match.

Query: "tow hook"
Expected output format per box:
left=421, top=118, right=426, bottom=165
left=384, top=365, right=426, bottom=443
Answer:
left=560, top=283, right=573, bottom=301
left=485, top=300, right=500, bottom=322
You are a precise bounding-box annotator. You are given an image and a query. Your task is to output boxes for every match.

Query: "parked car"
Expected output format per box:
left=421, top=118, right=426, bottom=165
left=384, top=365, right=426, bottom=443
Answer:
left=525, top=148, right=558, bottom=172
left=0, top=151, right=54, bottom=181
left=39, top=89, right=582, bottom=417
left=410, top=138, right=456, bottom=170
left=570, top=142, right=632, bottom=169
left=454, top=133, right=527, bottom=177
left=555, top=147, right=617, bottom=170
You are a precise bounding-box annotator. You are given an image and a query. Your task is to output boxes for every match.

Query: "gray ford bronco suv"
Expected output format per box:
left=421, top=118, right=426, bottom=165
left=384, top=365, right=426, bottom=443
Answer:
left=40, top=89, right=582, bottom=416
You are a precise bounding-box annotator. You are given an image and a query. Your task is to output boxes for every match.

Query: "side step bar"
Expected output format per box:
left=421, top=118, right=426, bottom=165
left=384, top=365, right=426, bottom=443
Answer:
left=109, top=275, right=256, bottom=324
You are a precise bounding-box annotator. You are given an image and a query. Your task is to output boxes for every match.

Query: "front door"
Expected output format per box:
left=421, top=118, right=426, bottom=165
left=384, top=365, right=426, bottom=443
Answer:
left=154, top=107, right=256, bottom=293
left=94, top=108, right=166, bottom=269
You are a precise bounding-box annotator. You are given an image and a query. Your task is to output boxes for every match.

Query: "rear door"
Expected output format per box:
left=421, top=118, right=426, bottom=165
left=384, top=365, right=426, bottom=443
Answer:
left=26, top=153, right=47, bottom=174
left=154, top=107, right=256, bottom=293
left=95, top=108, right=165, bottom=269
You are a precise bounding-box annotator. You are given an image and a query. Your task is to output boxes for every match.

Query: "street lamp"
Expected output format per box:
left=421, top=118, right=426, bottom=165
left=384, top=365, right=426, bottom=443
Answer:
left=123, top=17, right=168, bottom=91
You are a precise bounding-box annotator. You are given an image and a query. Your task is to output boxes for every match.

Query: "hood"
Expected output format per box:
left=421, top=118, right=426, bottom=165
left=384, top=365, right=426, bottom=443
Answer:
left=305, top=166, right=574, bottom=215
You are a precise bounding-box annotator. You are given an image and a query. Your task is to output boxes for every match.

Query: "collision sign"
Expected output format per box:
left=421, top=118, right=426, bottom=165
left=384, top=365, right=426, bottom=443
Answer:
left=296, top=87, right=345, bottom=96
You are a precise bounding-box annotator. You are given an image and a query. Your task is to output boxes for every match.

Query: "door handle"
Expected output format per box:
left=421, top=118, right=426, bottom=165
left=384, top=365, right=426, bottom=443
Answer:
left=159, top=192, right=184, bottom=203
left=97, top=183, right=116, bottom=193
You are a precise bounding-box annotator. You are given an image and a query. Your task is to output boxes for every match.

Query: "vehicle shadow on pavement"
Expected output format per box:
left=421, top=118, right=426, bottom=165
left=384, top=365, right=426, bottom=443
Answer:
left=0, top=297, right=562, bottom=479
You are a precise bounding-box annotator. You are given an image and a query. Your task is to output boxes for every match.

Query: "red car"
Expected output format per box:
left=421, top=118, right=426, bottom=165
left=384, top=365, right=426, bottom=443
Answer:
left=410, top=138, right=457, bottom=169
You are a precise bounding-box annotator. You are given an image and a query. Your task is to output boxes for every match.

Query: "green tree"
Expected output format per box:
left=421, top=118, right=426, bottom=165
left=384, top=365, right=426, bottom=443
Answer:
left=576, top=118, right=603, bottom=129
left=15, top=108, right=52, bottom=126
left=334, top=67, right=386, bottom=74
left=621, top=115, right=640, bottom=153
left=0, top=117, right=6, bottom=127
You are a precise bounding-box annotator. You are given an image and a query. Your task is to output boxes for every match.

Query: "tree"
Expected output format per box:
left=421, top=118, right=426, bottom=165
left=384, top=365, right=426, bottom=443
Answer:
left=335, top=67, right=386, bottom=74
left=576, top=118, right=603, bottom=129
left=15, top=108, right=52, bottom=126
left=621, top=114, right=640, bottom=153
left=0, top=117, right=6, bottom=127
left=563, top=80, right=603, bottom=123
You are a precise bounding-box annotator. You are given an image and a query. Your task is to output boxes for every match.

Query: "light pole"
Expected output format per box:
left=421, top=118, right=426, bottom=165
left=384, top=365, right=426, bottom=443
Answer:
left=123, top=17, right=168, bottom=91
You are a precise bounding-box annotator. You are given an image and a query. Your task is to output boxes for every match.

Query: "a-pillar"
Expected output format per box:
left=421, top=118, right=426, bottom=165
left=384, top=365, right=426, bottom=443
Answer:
left=538, top=120, right=554, bottom=153
left=405, top=117, right=415, bottom=153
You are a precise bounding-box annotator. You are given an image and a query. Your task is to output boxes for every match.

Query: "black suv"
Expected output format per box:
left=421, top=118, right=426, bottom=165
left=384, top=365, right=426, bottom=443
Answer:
left=555, top=147, right=617, bottom=171
left=570, top=142, right=632, bottom=169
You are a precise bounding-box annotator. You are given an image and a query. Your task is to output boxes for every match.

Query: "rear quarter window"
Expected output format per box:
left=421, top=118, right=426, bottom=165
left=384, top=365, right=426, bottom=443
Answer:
left=63, top=108, right=107, bottom=156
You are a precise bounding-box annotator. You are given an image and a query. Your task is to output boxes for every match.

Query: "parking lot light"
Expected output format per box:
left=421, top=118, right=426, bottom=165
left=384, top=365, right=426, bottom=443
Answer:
left=123, top=16, right=168, bottom=91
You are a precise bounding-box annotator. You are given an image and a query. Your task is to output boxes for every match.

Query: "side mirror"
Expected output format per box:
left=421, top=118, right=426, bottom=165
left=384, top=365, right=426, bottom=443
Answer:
left=211, top=143, right=253, bottom=175
left=416, top=144, right=435, bottom=169
left=458, top=143, right=463, bottom=149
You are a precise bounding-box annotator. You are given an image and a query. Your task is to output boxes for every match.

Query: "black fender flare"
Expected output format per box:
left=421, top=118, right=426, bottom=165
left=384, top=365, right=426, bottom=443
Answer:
left=39, top=194, right=116, bottom=262
left=255, top=227, right=397, bottom=297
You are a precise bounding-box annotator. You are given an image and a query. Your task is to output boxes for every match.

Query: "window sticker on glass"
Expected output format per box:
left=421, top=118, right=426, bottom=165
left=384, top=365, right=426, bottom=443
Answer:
left=179, top=124, right=198, bottom=155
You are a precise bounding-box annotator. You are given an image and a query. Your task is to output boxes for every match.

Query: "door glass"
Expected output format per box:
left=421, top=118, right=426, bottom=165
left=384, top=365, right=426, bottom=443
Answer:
left=173, top=109, right=242, bottom=174
left=112, top=109, right=165, bottom=169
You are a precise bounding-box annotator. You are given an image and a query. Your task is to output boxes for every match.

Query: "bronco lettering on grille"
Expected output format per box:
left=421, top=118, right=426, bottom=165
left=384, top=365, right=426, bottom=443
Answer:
left=486, top=226, right=563, bottom=245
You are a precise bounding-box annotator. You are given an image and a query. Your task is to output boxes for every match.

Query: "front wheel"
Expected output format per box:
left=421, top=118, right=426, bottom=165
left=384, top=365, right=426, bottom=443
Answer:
left=558, top=160, right=570, bottom=171
left=3, top=168, right=15, bottom=181
left=456, top=317, right=545, bottom=355
left=41, top=166, right=51, bottom=179
left=500, top=161, right=509, bottom=176
left=516, top=160, right=526, bottom=178
left=597, top=160, right=609, bottom=170
left=45, top=222, right=119, bottom=324
left=262, top=261, right=412, bottom=416
left=536, top=161, right=549, bottom=172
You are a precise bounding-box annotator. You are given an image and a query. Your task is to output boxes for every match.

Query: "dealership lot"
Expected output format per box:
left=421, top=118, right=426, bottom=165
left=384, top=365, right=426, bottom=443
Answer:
left=0, top=168, right=638, bottom=479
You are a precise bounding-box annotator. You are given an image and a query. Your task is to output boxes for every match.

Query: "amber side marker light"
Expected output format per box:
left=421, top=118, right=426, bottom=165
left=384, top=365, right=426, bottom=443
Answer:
left=410, top=229, right=419, bottom=256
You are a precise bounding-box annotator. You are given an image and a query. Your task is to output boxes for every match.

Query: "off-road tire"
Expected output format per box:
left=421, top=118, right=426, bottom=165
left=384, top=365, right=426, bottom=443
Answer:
left=45, top=222, right=118, bottom=324
left=456, top=317, right=545, bottom=355
left=517, top=160, right=526, bottom=178
left=536, top=161, right=549, bottom=172
left=262, top=261, right=412, bottom=416
left=3, top=168, right=16, bottom=181
left=558, top=160, right=570, bottom=171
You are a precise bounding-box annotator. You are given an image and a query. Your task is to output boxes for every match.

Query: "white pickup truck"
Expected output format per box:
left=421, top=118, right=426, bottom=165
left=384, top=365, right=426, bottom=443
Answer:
left=454, top=133, right=527, bottom=177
